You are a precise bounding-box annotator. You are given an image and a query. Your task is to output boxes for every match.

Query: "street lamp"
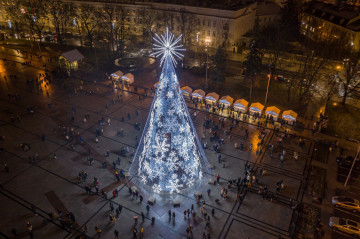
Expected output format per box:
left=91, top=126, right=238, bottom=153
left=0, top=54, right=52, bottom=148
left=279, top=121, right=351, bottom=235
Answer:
left=344, top=140, right=360, bottom=187
left=264, top=73, right=271, bottom=106
left=205, top=37, right=210, bottom=90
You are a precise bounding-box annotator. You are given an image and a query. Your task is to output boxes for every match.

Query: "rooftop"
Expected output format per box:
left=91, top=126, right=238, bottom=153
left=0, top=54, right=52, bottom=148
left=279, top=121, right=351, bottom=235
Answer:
left=61, top=49, right=84, bottom=63
left=304, top=1, right=360, bottom=31
left=72, top=0, right=255, bottom=11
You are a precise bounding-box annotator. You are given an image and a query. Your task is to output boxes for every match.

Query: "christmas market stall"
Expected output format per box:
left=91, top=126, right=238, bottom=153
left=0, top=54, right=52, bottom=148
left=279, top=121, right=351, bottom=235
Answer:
left=121, top=73, right=134, bottom=84
left=59, top=49, right=84, bottom=75
left=181, top=86, right=193, bottom=98
left=192, top=89, right=205, bottom=102
left=249, top=102, right=264, bottom=116
left=282, top=110, right=298, bottom=123
left=265, top=106, right=281, bottom=121
left=219, top=95, right=234, bottom=108
left=111, top=70, right=123, bottom=81
left=205, top=92, right=219, bottom=105
left=234, top=99, right=249, bottom=113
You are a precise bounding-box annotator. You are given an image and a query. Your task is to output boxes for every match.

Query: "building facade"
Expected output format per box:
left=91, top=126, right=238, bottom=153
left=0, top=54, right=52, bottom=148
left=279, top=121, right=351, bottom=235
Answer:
left=0, top=0, right=258, bottom=50
left=300, top=1, right=360, bottom=50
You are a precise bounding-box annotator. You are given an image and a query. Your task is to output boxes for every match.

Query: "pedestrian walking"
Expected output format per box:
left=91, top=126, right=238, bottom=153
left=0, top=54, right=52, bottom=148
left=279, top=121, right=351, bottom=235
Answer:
left=114, top=230, right=119, bottom=238
left=4, top=163, right=9, bottom=173
left=132, top=227, right=137, bottom=237
left=140, top=227, right=144, bottom=238
left=95, top=226, right=102, bottom=238
left=141, top=212, right=145, bottom=221
left=118, top=204, right=122, bottom=213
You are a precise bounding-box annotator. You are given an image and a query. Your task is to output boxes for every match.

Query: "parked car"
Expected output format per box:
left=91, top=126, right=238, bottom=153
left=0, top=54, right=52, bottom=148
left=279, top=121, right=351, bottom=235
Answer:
left=44, top=35, right=54, bottom=42
left=84, top=40, right=93, bottom=47
left=275, top=75, right=285, bottom=82
left=332, top=196, right=360, bottom=212
left=336, top=156, right=358, bottom=169
left=329, top=217, right=360, bottom=237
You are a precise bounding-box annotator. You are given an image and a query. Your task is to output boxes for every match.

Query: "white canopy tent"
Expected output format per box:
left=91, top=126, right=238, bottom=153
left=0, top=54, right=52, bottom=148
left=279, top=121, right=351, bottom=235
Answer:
left=121, top=73, right=134, bottom=84
left=154, top=82, right=159, bottom=88
left=181, top=86, right=193, bottom=98
left=219, top=95, right=234, bottom=108
left=234, top=99, right=249, bottom=113
left=249, top=102, right=264, bottom=115
left=205, top=92, right=219, bottom=104
left=265, top=106, right=281, bottom=121
left=192, top=89, right=205, bottom=101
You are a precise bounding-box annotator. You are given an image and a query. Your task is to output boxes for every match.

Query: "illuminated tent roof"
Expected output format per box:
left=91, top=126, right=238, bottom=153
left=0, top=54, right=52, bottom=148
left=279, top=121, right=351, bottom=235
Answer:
left=111, top=70, right=123, bottom=78
left=121, top=73, right=134, bottom=83
left=249, top=102, right=264, bottom=112
left=61, top=49, right=84, bottom=63
left=234, top=99, right=249, bottom=108
left=219, top=95, right=234, bottom=105
left=282, top=110, right=298, bottom=121
left=265, top=106, right=281, bottom=116
left=192, top=89, right=205, bottom=99
left=181, top=86, right=193, bottom=95
left=205, top=92, right=219, bottom=102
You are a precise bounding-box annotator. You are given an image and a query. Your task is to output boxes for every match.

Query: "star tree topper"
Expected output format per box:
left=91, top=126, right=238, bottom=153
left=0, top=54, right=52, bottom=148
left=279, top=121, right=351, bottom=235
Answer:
left=153, top=27, right=185, bottom=66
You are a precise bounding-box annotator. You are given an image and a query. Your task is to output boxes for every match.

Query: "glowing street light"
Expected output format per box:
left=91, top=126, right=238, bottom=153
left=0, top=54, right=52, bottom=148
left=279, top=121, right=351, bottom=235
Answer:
left=264, top=73, right=271, bottom=106
left=205, top=37, right=211, bottom=89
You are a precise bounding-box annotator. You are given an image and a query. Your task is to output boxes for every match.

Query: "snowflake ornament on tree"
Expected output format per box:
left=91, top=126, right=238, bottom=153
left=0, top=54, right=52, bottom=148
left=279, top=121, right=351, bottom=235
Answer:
left=129, top=28, right=209, bottom=194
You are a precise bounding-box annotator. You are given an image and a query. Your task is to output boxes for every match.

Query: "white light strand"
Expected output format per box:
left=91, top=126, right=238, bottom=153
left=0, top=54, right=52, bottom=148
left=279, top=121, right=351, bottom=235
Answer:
left=129, top=29, right=209, bottom=194
left=153, top=27, right=185, bottom=67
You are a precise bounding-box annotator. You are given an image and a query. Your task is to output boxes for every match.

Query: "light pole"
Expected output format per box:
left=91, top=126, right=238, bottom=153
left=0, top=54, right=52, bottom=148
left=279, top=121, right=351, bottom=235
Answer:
left=344, top=141, right=360, bottom=187
left=264, top=73, right=271, bottom=106
left=205, top=37, right=210, bottom=90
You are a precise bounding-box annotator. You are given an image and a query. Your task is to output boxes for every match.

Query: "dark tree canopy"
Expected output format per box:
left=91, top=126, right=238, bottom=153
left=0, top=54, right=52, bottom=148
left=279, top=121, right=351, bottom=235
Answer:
left=244, top=41, right=262, bottom=79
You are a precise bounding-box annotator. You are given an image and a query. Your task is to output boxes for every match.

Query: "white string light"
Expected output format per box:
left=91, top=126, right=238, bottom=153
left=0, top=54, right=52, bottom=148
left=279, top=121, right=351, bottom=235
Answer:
left=129, top=29, right=209, bottom=194
left=153, top=27, right=185, bottom=66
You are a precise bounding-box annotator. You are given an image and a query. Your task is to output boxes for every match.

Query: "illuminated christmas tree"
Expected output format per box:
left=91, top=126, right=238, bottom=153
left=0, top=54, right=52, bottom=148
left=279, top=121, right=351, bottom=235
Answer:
left=129, top=28, right=209, bottom=194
